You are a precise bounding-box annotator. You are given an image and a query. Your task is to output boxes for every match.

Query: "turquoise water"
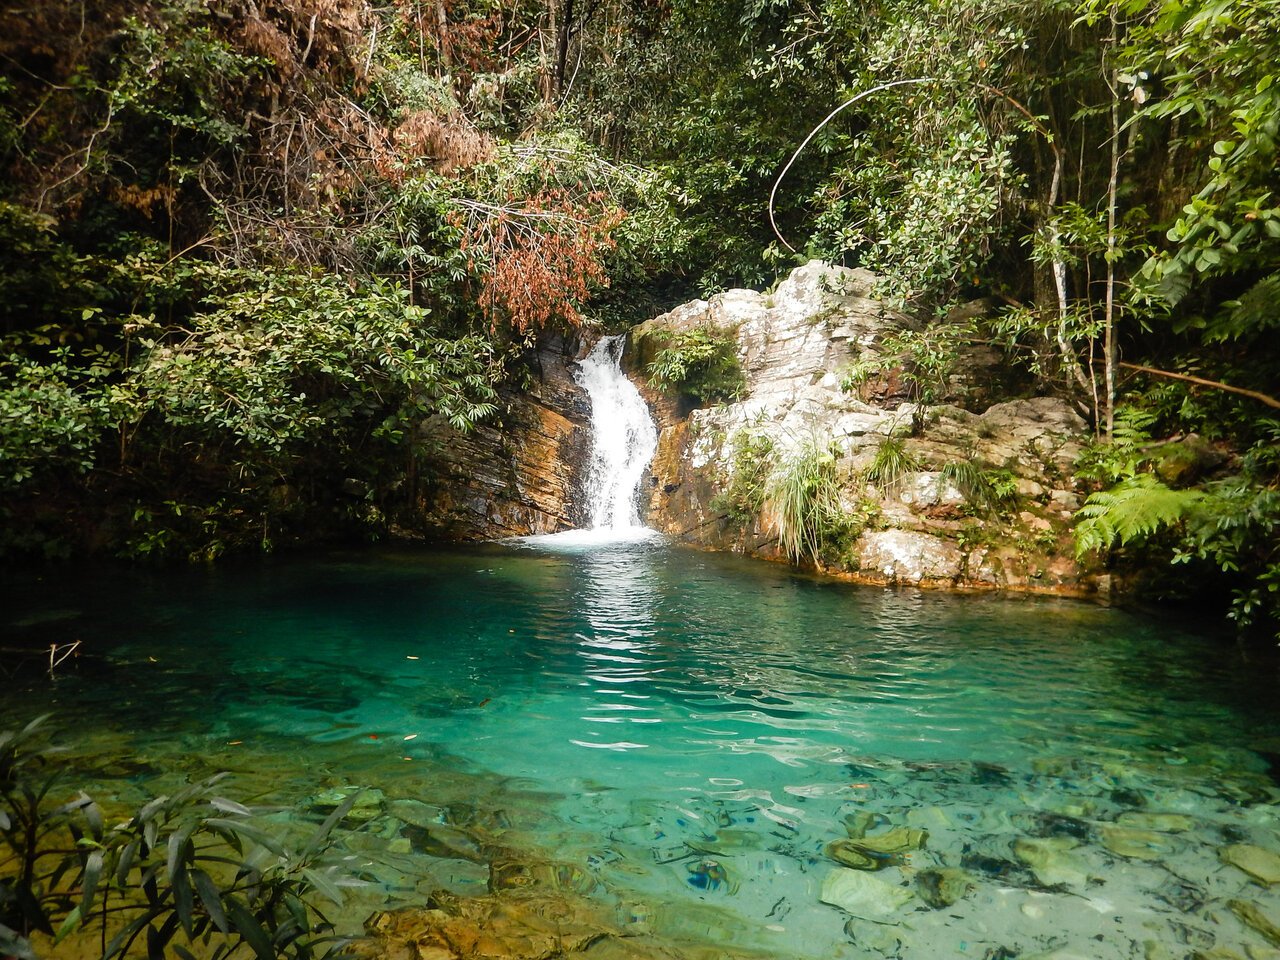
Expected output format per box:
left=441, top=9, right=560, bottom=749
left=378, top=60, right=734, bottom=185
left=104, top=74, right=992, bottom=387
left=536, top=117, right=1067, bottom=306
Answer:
left=4, top=539, right=1280, bottom=958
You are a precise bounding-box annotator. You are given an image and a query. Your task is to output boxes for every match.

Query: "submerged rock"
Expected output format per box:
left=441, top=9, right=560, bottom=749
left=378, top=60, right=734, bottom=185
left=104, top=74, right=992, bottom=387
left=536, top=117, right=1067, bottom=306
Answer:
left=358, top=888, right=689, bottom=960
left=826, top=840, right=891, bottom=870
left=1013, top=837, right=1090, bottom=888
left=1117, top=811, right=1195, bottom=833
left=851, top=826, right=928, bottom=854
left=1101, top=825, right=1178, bottom=860
left=1222, top=844, right=1280, bottom=886
left=308, top=786, right=386, bottom=822
left=820, top=868, right=915, bottom=920
left=1230, top=900, right=1280, bottom=947
left=916, top=867, right=975, bottom=908
left=1015, top=811, right=1093, bottom=841
left=843, top=810, right=880, bottom=839
left=387, top=798, right=446, bottom=829
left=826, top=826, right=925, bottom=869
left=402, top=823, right=489, bottom=863
left=490, top=858, right=597, bottom=896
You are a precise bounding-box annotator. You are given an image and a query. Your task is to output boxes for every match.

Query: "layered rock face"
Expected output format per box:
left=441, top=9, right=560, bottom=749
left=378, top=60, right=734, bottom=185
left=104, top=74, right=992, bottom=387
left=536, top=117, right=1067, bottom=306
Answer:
left=415, top=340, right=592, bottom=539
left=630, top=261, right=1100, bottom=596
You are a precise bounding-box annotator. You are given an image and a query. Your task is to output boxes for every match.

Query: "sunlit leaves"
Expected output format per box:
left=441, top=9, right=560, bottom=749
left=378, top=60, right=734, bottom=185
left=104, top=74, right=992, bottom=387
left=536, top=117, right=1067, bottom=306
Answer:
left=1, top=719, right=357, bottom=960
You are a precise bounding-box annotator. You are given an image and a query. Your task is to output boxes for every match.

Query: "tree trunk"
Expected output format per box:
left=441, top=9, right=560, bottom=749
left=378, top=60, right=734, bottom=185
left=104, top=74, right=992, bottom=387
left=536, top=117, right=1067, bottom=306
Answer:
left=555, top=0, right=575, bottom=95
left=435, top=0, right=450, bottom=69
left=1102, top=7, right=1121, bottom=441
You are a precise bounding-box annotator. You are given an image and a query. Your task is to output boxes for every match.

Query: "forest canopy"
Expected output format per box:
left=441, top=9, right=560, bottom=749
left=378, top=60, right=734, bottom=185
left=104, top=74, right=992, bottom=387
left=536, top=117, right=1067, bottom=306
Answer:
left=0, top=0, right=1276, bottom=634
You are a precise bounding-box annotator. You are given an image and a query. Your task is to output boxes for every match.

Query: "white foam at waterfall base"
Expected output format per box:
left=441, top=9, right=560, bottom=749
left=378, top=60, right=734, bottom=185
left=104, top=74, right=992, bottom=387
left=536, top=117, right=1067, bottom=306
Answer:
left=519, top=335, right=660, bottom=550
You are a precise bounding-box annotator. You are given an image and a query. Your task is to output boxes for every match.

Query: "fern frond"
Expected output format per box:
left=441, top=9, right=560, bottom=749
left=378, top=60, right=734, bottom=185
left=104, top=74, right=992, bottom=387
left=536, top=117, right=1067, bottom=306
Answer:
left=1210, top=272, right=1280, bottom=343
left=1074, top=474, right=1206, bottom=558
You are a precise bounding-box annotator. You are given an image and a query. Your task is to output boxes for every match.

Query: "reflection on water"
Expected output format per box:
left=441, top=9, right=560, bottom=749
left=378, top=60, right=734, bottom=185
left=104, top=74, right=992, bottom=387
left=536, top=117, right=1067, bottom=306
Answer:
left=3, top=543, right=1280, bottom=959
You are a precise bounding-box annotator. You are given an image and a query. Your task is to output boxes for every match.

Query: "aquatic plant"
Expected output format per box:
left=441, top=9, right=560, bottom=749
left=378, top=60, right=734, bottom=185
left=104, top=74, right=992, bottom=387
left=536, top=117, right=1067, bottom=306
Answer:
left=0, top=717, right=355, bottom=960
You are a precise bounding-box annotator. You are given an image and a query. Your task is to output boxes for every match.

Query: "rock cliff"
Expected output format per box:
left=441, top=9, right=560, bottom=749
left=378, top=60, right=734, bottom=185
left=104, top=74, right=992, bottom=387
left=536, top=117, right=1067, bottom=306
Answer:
left=629, top=261, right=1102, bottom=597
left=414, top=340, right=593, bottom=539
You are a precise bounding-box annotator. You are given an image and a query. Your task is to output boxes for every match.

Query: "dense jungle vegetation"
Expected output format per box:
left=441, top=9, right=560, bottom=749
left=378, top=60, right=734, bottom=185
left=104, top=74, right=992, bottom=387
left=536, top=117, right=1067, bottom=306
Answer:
left=0, top=0, right=1277, bottom=636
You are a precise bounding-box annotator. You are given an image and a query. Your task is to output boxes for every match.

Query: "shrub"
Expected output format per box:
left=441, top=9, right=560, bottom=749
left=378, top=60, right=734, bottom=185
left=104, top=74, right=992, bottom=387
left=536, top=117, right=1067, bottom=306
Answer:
left=765, top=437, right=845, bottom=565
left=864, top=437, right=920, bottom=496
left=940, top=457, right=1020, bottom=516
left=710, top=430, right=776, bottom=524
left=0, top=717, right=355, bottom=960
left=642, top=325, right=745, bottom=404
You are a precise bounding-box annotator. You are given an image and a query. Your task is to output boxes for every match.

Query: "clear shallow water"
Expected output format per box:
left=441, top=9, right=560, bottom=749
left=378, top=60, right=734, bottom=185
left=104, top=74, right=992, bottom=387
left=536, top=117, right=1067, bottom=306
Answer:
left=4, top=540, right=1280, bottom=958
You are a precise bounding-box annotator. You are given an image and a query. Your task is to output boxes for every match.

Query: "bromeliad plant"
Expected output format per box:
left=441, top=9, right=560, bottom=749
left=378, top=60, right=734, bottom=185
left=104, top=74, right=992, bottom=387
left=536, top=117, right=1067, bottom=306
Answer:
left=0, top=716, right=358, bottom=960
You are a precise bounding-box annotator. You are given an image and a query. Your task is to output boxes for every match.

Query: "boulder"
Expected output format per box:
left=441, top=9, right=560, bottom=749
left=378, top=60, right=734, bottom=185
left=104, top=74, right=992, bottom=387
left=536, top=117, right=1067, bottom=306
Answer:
left=820, top=868, right=915, bottom=920
left=1222, top=844, right=1280, bottom=886
left=634, top=260, right=1098, bottom=596
left=1013, top=837, right=1090, bottom=887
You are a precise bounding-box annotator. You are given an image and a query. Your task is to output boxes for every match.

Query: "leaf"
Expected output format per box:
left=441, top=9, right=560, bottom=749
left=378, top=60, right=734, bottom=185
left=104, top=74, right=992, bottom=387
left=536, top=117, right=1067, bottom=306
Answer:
left=205, top=817, right=286, bottom=854
left=117, top=838, right=140, bottom=886
left=84, top=800, right=104, bottom=842
left=167, top=821, right=195, bottom=878
left=302, top=867, right=344, bottom=907
left=191, top=867, right=230, bottom=934
left=300, top=793, right=358, bottom=861
left=0, top=922, right=38, bottom=960
left=146, top=915, right=180, bottom=960
left=81, top=849, right=104, bottom=916
left=1075, top=475, right=1206, bottom=558
left=55, top=905, right=83, bottom=945
left=172, top=860, right=196, bottom=938
left=210, top=796, right=254, bottom=817
left=225, top=896, right=277, bottom=960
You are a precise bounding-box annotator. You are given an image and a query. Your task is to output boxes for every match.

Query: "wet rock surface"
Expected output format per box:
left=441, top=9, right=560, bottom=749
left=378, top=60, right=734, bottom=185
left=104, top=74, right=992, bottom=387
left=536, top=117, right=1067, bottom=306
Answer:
left=416, top=337, right=592, bottom=538
left=630, top=261, right=1099, bottom=595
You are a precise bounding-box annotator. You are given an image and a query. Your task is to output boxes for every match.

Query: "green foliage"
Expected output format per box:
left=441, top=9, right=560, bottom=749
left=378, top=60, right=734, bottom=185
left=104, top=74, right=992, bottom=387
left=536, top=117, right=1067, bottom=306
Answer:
left=1074, top=473, right=1206, bottom=557
left=0, top=253, right=502, bottom=559
left=940, top=457, right=1020, bottom=515
left=0, top=718, right=354, bottom=960
left=1132, top=0, right=1280, bottom=317
left=1074, top=406, right=1159, bottom=484
left=137, top=270, right=499, bottom=449
left=864, top=437, right=921, bottom=496
left=765, top=437, right=847, bottom=565
left=642, top=325, right=746, bottom=404
left=812, top=123, right=1022, bottom=307
left=1173, top=479, right=1280, bottom=634
left=0, top=350, right=115, bottom=487
left=710, top=431, right=777, bottom=524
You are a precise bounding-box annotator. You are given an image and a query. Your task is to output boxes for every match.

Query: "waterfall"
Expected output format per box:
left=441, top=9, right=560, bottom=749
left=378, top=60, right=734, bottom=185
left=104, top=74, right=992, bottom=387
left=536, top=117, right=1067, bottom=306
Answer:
left=575, top=335, right=659, bottom=531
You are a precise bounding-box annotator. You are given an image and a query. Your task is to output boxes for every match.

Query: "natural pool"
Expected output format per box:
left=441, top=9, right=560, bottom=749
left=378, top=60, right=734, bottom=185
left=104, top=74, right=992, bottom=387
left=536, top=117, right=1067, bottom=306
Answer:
left=4, top=537, right=1280, bottom=959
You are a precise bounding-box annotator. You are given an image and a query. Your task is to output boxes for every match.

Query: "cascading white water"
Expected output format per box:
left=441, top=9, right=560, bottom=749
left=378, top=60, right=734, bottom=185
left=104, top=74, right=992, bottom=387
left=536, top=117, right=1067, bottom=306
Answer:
left=575, top=335, right=659, bottom=531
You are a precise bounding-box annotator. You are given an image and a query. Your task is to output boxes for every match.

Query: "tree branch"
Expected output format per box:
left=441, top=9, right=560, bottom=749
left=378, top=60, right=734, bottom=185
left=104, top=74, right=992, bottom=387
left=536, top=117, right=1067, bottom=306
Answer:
left=1119, top=362, right=1280, bottom=409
